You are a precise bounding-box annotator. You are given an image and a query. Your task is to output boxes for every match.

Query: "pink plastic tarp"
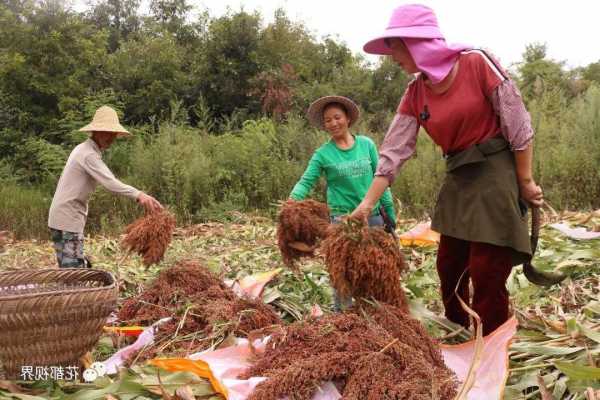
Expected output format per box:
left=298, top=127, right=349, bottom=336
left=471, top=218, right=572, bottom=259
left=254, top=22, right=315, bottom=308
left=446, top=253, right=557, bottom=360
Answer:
left=179, top=317, right=518, bottom=400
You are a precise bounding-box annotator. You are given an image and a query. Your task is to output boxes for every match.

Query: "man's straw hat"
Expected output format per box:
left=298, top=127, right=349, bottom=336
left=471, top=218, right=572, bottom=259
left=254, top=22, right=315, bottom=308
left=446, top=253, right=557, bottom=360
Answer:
left=307, top=95, right=360, bottom=128
left=79, top=106, right=130, bottom=136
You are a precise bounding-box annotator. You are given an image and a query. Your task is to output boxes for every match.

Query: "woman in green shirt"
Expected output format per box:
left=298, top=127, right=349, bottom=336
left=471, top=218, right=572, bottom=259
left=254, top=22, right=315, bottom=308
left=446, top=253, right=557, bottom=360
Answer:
left=289, top=95, right=397, bottom=310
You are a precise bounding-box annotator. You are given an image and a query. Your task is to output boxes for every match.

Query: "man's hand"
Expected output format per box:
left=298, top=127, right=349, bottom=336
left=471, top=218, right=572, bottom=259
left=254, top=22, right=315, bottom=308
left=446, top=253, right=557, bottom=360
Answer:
left=137, top=192, right=164, bottom=213
left=519, top=180, right=543, bottom=207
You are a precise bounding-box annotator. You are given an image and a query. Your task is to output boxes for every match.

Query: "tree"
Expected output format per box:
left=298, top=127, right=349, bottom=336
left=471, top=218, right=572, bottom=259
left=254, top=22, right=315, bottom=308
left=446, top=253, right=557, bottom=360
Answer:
left=256, top=8, right=321, bottom=80
left=148, top=0, right=197, bottom=42
left=86, top=0, right=142, bottom=52
left=250, top=64, right=298, bottom=120
left=0, top=0, right=108, bottom=137
left=370, top=57, right=411, bottom=112
left=105, top=34, right=191, bottom=124
left=199, top=10, right=262, bottom=119
left=517, top=43, right=570, bottom=104
left=582, top=61, right=600, bottom=86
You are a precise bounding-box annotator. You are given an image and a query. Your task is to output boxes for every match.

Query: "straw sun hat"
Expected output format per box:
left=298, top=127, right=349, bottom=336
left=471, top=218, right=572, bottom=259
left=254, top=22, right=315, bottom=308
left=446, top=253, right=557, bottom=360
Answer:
left=307, top=96, right=361, bottom=128
left=79, top=106, right=130, bottom=137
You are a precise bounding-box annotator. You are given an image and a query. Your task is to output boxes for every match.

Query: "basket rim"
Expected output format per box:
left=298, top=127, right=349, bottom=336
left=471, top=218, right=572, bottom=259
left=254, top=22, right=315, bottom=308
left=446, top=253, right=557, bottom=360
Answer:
left=0, top=268, right=117, bottom=302
left=0, top=285, right=118, bottom=302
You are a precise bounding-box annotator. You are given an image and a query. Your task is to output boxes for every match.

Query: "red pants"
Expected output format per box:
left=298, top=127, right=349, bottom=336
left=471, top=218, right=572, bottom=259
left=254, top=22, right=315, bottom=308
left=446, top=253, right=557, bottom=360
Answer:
left=436, top=235, right=513, bottom=336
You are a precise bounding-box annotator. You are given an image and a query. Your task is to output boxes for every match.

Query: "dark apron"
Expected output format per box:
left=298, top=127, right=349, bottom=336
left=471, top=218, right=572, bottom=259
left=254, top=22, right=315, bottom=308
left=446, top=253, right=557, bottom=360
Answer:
left=431, top=136, right=531, bottom=266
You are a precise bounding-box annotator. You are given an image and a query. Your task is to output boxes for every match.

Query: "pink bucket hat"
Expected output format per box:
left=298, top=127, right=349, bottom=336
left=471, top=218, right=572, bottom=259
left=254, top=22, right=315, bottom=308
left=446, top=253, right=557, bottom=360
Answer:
left=363, top=4, right=470, bottom=84
left=363, top=4, right=443, bottom=55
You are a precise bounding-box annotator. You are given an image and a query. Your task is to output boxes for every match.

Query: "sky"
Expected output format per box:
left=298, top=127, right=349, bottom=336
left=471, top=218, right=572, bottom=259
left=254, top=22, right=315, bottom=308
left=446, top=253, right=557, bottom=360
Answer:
left=191, top=0, right=600, bottom=70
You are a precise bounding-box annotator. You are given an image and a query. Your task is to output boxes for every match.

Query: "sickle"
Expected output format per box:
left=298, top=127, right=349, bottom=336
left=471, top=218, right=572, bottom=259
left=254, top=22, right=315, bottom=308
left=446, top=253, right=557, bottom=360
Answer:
left=522, top=206, right=567, bottom=286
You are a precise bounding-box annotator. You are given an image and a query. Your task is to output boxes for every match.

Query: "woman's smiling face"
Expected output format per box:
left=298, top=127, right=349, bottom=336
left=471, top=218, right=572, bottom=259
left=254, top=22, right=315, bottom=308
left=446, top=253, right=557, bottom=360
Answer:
left=323, top=104, right=350, bottom=138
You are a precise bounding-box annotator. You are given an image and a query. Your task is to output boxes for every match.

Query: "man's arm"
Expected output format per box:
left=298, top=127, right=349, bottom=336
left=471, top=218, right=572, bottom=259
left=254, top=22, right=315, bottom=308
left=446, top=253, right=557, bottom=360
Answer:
left=82, top=154, right=163, bottom=212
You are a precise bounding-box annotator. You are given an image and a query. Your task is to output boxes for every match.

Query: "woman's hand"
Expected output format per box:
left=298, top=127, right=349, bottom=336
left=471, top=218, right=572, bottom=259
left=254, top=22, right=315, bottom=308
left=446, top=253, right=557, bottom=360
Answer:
left=350, top=201, right=375, bottom=224
left=514, top=145, right=542, bottom=207
left=351, top=177, right=391, bottom=223
left=519, top=180, right=543, bottom=207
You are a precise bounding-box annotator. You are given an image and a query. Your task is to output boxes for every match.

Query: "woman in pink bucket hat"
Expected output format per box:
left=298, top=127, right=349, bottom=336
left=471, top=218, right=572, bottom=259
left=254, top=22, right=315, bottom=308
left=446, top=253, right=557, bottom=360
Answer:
left=352, top=4, right=543, bottom=336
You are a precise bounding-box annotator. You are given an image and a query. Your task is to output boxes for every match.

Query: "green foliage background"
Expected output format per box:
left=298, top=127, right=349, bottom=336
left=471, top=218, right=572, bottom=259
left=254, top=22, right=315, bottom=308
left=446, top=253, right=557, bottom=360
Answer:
left=1, top=0, right=599, bottom=238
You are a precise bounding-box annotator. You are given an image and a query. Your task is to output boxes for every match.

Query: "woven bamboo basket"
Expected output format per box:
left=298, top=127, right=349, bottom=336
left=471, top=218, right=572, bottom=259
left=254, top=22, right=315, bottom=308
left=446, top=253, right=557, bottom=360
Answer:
left=0, top=269, right=118, bottom=379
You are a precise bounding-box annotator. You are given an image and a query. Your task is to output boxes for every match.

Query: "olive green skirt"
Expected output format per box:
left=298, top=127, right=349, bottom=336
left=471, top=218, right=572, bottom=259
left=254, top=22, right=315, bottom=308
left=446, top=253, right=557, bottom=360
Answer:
left=431, top=137, right=531, bottom=266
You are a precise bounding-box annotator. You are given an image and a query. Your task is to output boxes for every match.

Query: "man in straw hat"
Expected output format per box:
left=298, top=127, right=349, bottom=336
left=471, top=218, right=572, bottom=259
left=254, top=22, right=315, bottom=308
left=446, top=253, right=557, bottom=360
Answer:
left=48, top=105, right=163, bottom=268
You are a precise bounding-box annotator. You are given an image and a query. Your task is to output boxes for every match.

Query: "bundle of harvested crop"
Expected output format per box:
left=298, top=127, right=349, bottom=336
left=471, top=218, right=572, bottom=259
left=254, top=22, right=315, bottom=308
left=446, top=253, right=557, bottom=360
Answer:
left=117, top=260, right=281, bottom=355
left=121, top=210, right=176, bottom=266
left=276, top=199, right=330, bottom=268
left=321, top=218, right=408, bottom=310
left=241, top=303, right=457, bottom=400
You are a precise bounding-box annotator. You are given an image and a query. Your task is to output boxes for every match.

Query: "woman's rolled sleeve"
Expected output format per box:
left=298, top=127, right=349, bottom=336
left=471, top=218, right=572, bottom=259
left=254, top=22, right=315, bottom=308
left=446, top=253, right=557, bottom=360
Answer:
left=375, top=113, right=419, bottom=185
left=492, top=79, right=534, bottom=151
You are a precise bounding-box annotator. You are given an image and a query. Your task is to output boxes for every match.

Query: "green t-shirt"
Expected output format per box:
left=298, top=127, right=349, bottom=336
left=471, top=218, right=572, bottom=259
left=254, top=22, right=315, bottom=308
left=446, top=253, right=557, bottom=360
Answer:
left=290, top=135, right=396, bottom=222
